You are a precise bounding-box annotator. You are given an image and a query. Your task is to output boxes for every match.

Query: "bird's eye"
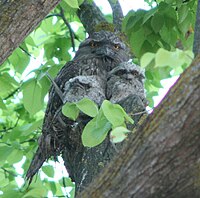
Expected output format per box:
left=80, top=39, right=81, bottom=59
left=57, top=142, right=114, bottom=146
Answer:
left=114, top=44, right=120, bottom=50
left=90, top=41, right=98, bottom=48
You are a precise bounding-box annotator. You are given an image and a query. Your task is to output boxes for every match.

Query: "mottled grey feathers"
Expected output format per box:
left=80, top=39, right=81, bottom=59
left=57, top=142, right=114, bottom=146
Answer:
left=26, top=31, right=146, bottom=184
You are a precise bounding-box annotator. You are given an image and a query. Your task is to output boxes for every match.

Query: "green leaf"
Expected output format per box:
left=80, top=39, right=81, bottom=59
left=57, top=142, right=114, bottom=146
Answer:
left=140, top=52, right=155, bottom=68
left=1, top=187, right=22, bottom=198
left=0, top=97, right=6, bottom=110
left=22, top=187, right=47, bottom=198
left=66, top=0, right=79, bottom=8
left=160, top=26, right=177, bottom=46
left=101, top=100, right=124, bottom=127
left=143, top=7, right=157, bottom=24
left=70, top=187, right=75, bottom=198
left=155, top=48, right=176, bottom=67
left=0, top=172, right=9, bottom=187
left=76, top=98, right=98, bottom=117
left=18, top=119, right=43, bottom=137
left=123, top=11, right=136, bottom=31
left=178, top=12, right=192, bottom=34
left=178, top=4, right=188, bottom=23
left=59, top=177, right=74, bottom=187
left=42, top=165, right=54, bottom=178
left=101, top=100, right=133, bottom=127
left=155, top=48, right=194, bottom=69
left=0, top=145, right=13, bottom=163
left=7, top=149, right=23, bottom=164
left=8, top=48, right=30, bottom=74
left=22, top=79, right=43, bottom=115
left=47, top=182, right=57, bottom=194
left=38, top=76, right=51, bottom=100
left=110, top=126, right=130, bottom=143
left=0, top=73, right=19, bottom=98
left=25, top=35, right=37, bottom=47
left=82, top=110, right=112, bottom=147
left=62, top=102, right=79, bottom=121
left=151, top=13, right=164, bottom=33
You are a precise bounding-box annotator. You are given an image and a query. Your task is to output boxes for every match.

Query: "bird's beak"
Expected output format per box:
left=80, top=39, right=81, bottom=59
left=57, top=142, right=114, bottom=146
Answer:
left=94, top=46, right=114, bottom=59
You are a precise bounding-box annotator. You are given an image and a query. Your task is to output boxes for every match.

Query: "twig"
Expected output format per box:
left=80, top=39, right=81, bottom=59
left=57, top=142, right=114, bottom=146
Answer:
left=1, top=167, right=18, bottom=177
left=0, top=117, right=20, bottom=133
left=20, top=138, right=37, bottom=144
left=59, top=6, right=76, bottom=52
left=0, top=142, right=11, bottom=146
left=107, top=0, right=124, bottom=32
left=3, top=87, right=20, bottom=100
left=129, top=108, right=153, bottom=116
left=46, top=10, right=80, bottom=51
left=46, top=72, right=64, bottom=103
left=45, top=13, right=61, bottom=18
left=19, top=46, right=35, bottom=59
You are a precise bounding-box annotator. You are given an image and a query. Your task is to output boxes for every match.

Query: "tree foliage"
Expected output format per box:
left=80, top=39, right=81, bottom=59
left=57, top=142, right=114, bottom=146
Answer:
left=0, top=0, right=197, bottom=197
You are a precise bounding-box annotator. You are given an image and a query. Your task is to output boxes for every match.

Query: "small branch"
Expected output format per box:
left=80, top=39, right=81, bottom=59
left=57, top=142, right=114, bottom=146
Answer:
left=19, top=46, right=34, bottom=58
left=130, top=108, right=154, bottom=116
left=20, top=138, right=37, bottom=144
left=77, top=1, right=107, bottom=35
left=45, top=13, right=61, bottom=18
left=3, top=87, right=20, bottom=100
left=46, top=72, right=64, bottom=103
left=0, top=142, right=11, bottom=146
left=59, top=6, right=76, bottom=52
left=1, top=167, right=18, bottom=177
left=0, top=117, right=19, bottom=133
left=193, top=0, right=200, bottom=56
left=46, top=9, right=80, bottom=51
left=107, top=0, right=124, bottom=32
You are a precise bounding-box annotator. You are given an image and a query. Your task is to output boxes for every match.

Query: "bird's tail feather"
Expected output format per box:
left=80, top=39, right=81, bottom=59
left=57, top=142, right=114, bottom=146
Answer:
left=26, top=147, right=49, bottom=185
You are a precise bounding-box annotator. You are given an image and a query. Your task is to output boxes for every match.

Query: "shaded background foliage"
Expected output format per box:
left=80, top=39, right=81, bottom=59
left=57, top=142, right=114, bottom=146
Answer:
left=0, top=0, right=197, bottom=197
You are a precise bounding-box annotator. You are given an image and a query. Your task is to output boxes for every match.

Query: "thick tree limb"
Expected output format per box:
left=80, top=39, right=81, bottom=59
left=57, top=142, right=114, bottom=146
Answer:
left=0, top=0, right=61, bottom=66
left=77, top=1, right=107, bottom=35
left=107, top=0, right=123, bottom=31
left=193, top=0, right=200, bottom=56
left=77, top=56, right=200, bottom=197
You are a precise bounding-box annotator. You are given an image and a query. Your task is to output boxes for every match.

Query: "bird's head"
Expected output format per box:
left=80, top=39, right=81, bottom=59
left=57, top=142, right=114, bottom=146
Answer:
left=74, top=31, right=131, bottom=64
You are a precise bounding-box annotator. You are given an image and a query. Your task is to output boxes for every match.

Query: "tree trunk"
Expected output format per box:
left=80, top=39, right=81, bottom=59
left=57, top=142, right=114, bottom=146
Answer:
left=77, top=55, right=200, bottom=198
left=0, top=0, right=61, bottom=65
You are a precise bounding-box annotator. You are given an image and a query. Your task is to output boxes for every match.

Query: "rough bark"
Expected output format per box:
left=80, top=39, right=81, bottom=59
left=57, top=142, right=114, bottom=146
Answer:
left=77, top=1, right=107, bottom=35
left=108, top=0, right=123, bottom=31
left=0, top=0, right=61, bottom=66
left=77, top=56, right=200, bottom=198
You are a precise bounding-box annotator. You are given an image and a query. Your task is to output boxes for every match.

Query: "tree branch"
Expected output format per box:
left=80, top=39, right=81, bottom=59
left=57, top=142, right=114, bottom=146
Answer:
left=193, top=0, right=200, bottom=56
left=46, top=9, right=80, bottom=51
left=0, top=117, right=20, bottom=133
left=107, top=0, right=124, bottom=31
left=1, top=167, right=18, bottom=177
left=77, top=1, right=107, bottom=35
left=59, top=6, right=76, bottom=52
left=0, top=0, right=61, bottom=66
left=3, top=87, right=20, bottom=100
left=77, top=55, right=200, bottom=197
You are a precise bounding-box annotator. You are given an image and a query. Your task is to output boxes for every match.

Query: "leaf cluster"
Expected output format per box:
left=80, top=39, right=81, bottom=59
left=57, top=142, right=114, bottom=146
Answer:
left=62, top=99, right=133, bottom=147
left=123, top=0, right=196, bottom=106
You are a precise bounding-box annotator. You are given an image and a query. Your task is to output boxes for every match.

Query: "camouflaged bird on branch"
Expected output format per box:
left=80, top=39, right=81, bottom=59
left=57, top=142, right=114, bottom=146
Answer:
left=26, top=1, right=147, bottom=194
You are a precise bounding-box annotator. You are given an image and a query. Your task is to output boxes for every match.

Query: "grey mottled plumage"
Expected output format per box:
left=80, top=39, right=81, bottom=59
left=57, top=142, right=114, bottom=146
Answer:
left=107, top=62, right=145, bottom=103
left=26, top=30, right=146, bottom=184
